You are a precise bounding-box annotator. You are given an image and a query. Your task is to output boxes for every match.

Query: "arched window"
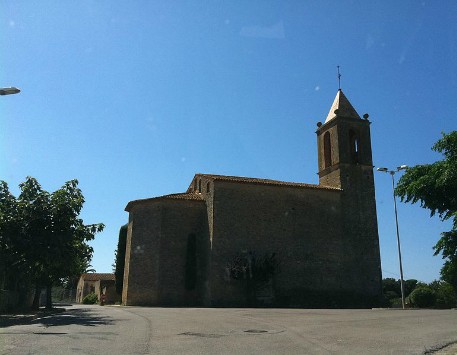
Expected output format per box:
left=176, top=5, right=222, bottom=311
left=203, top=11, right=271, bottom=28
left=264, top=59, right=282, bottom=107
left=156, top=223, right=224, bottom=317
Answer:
left=323, top=132, right=332, bottom=168
left=206, top=182, right=210, bottom=193
left=349, top=130, right=359, bottom=163
left=198, top=179, right=202, bottom=193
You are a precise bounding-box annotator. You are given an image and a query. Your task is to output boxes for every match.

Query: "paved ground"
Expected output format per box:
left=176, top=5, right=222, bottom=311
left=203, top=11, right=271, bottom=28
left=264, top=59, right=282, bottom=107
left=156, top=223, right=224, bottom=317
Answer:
left=1, top=304, right=456, bottom=354
left=436, top=343, right=457, bottom=355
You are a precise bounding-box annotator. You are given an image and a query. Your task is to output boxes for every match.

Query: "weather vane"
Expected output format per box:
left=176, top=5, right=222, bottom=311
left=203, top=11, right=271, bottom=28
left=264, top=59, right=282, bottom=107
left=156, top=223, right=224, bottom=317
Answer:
left=337, top=65, right=341, bottom=90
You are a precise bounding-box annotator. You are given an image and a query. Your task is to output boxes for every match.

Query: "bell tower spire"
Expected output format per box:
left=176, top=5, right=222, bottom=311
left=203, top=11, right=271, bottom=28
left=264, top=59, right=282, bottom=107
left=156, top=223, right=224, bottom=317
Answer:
left=316, top=89, right=374, bottom=189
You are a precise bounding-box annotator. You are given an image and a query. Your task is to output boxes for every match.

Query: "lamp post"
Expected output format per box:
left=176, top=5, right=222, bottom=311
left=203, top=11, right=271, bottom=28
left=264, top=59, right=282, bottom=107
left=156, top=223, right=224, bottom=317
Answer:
left=0, top=87, right=21, bottom=96
left=377, top=165, right=408, bottom=309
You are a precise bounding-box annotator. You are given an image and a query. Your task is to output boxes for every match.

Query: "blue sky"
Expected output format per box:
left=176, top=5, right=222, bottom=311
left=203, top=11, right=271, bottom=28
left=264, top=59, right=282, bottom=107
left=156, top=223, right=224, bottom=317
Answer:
left=1, top=1, right=456, bottom=283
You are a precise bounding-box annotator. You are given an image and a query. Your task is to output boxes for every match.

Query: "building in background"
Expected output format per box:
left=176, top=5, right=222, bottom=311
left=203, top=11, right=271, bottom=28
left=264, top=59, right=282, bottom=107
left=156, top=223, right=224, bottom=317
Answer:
left=76, top=273, right=118, bottom=304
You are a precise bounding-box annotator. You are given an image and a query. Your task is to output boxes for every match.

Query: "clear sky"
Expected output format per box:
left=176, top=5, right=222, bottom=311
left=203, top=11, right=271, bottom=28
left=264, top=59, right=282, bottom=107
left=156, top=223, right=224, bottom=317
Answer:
left=1, top=1, right=456, bottom=283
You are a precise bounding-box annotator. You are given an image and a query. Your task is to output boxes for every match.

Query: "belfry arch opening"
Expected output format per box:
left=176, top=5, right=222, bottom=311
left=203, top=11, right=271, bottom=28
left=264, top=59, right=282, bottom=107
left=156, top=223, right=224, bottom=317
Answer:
left=323, top=132, right=332, bottom=168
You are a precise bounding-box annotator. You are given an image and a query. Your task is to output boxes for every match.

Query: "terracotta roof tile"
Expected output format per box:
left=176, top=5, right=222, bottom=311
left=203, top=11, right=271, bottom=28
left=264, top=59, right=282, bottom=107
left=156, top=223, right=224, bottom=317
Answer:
left=127, top=174, right=340, bottom=212
left=80, top=273, right=115, bottom=281
left=162, top=193, right=204, bottom=201
left=125, top=192, right=204, bottom=211
left=194, top=173, right=340, bottom=191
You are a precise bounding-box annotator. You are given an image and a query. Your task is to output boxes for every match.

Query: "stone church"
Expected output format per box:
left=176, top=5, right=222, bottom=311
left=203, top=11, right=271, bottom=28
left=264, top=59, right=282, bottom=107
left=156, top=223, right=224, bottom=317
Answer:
left=122, top=90, right=382, bottom=308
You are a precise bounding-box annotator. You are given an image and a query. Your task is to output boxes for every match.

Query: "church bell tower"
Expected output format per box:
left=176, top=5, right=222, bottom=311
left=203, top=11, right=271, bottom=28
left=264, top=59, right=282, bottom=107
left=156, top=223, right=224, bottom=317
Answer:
left=316, top=89, right=382, bottom=305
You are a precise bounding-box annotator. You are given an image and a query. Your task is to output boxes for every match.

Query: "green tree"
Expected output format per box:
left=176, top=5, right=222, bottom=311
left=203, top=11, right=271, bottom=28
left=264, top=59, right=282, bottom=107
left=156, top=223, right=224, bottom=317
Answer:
left=17, top=177, right=54, bottom=309
left=0, top=177, right=104, bottom=310
left=82, top=292, right=98, bottom=304
left=409, top=286, right=436, bottom=308
left=114, top=224, right=128, bottom=297
left=396, top=131, right=457, bottom=289
left=404, top=279, right=418, bottom=297
left=0, top=181, right=18, bottom=289
left=382, top=278, right=418, bottom=306
left=429, top=280, right=457, bottom=308
left=0, top=181, right=32, bottom=306
left=382, top=278, right=400, bottom=298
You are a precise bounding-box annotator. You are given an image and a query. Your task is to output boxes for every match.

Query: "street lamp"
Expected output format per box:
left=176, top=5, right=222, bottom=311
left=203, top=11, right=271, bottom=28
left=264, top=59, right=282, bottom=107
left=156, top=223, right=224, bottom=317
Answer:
left=0, top=87, right=21, bottom=96
left=377, top=165, right=408, bottom=309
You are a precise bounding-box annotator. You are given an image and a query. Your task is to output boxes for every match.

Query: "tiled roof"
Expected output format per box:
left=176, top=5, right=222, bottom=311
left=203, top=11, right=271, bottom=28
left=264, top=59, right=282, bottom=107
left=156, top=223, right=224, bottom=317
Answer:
left=125, top=192, right=204, bottom=211
left=325, top=89, right=361, bottom=123
left=163, top=193, right=204, bottom=201
left=193, top=173, right=340, bottom=191
left=80, top=273, right=115, bottom=281
left=127, top=174, right=340, bottom=212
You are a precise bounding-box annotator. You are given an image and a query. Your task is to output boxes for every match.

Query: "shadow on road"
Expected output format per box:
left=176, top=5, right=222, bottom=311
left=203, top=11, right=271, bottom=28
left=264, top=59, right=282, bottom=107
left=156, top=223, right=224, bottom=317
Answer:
left=0, top=314, right=37, bottom=327
left=0, top=307, right=114, bottom=328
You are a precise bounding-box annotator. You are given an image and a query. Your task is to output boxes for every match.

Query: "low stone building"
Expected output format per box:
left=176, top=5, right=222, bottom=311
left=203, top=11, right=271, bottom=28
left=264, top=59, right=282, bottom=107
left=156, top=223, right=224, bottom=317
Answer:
left=122, top=90, right=383, bottom=308
left=76, top=273, right=118, bottom=304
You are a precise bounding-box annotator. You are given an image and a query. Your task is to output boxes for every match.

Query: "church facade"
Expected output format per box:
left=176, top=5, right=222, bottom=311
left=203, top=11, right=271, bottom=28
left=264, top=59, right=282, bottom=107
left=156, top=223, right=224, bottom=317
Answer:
left=122, top=90, right=383, bottom=308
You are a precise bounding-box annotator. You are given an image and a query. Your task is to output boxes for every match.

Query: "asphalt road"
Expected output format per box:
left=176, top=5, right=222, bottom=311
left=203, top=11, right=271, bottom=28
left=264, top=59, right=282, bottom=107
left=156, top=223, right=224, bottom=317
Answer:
left=1, top=304, right=456, bottom=354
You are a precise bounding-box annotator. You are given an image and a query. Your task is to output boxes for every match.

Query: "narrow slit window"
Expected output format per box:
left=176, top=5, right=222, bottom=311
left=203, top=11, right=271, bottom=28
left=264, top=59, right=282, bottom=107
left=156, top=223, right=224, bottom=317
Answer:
left=323, top=132, right=332, bottom=168
left=185, top=233, right=197, bottom=290
left=349, top=130, right=359, bottom=163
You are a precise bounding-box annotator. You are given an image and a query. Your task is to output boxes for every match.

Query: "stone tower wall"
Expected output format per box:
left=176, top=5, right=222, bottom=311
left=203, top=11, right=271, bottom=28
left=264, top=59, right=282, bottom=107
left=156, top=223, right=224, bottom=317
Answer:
left=316, top=115, right=382, bottom=304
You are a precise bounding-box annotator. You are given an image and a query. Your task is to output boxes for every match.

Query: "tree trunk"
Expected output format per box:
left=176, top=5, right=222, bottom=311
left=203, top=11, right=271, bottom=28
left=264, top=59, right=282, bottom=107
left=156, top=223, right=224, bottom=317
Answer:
left=31, top=285, right=41, bottom=310
left=46, top=284, right=53, bottom=309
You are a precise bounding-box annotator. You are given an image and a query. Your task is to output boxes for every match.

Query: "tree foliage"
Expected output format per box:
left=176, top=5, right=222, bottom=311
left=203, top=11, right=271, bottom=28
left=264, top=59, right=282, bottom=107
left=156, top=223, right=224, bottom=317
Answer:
left=114, top=224, right=128, bottom=296
left=82, top=292, right=98, bottom=304
left=409, top=286, right=436, bottom=308
left=383, top=278, right=456, bottom=308
left=0, top=177, right=104, bottom=309
left=382, top=277, right=400, bottom=297
left=382, top=278, right=419, bottom=306
left=429, top=280, right=457, bottom=309
left=396, top=131, right=457, bottom=288
left=0, top=181, right=24, bottom=290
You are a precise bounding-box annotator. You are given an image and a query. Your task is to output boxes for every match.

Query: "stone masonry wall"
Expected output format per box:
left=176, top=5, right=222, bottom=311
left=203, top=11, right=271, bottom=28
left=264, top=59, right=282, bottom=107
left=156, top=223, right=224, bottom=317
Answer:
left=123, top=198, right=209, bottom=306
left=209, top=181, right=346, bottom=307
left=158, top=199, right=209, bottom=306
left=123, top=202, right=162, bottom=306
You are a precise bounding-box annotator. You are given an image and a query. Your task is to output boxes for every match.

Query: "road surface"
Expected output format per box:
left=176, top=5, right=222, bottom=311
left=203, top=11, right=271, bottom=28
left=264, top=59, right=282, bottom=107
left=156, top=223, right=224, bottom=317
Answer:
left=1, top=304, right=456, bottom=354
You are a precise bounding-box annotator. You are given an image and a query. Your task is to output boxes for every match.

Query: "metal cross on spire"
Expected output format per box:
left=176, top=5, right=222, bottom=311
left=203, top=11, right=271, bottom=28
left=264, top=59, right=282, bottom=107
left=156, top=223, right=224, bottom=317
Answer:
left=337, top=65, right=341, bottom=90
